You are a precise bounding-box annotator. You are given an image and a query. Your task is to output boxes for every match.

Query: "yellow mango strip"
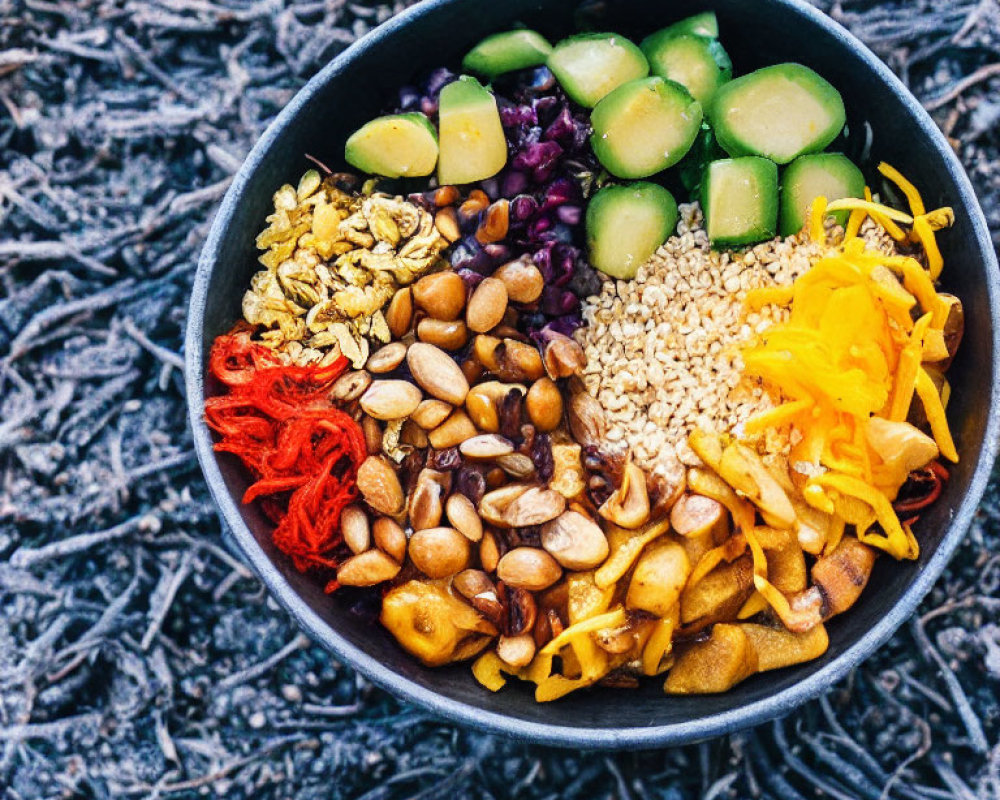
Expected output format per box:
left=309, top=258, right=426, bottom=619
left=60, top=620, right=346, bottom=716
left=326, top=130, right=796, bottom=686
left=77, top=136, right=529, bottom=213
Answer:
left=823, top=515, right=847, bottom=557
left=803, top=483, right=835, bottom=514
left=745, top=525, right=768, bottom=580
left=941, top=378, right=951, bottom=409
left=737, top=591, right=770, bottom=620
left=809, top=195, right=828, bottom=243
left=641, top=608, right=679, bottom=676
left=535, top=634, right=608, bottom=702
left=915, top=367, right=959, bottom=462
left=887, top=313, right=931, bottom=422
left=827, top=194, right=912, bottom=237
left=744, top=285, right=794, bottom=312
left=889, top=257, right=948, bottom=326
left=539, top=607, right=627, bottom=657
left=809, top=473, right=915, bottom=559
left=912, top=215, right=944, bottom=280
left=594, top=518, right=671, bottom=590
left=878, top=162, right=926, bottom=217
left=752, top=575, right=798, bottom=625
left=742, top=398, right=812, bottom=435
left=688, top=468, right=756, bottom=536
left=844, top=206, right=866, bottom=241
left=686, top=533, right=747, bottom=588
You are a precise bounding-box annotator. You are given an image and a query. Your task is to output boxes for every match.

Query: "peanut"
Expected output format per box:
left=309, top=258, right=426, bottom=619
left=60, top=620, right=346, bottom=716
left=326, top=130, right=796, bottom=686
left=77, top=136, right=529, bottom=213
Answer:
left=526, top=377, right=563, bottom=432
left=372, top=517, right=407, bottom=563
left=417, top=318, right=469, bottom=351
left=336, top=549, right=400, bottom=586
left=366, top=342, right=407, bottom=374
left=466, top=277, right=508, bottom=334
left=541, top=510, right=609, bottom=570
left=460, top=434, right=515, bottom=459
left=331, top=370, right=371, bottom=402
left=411, top=398, right=452, bottom=430
left=412, top=271, right=466, bottom=321
left=428, top=409, right=478, bottom=449
left=493, top=257, right=544, bottom=303
left=360, top=380, right=422, bottom=420
left=340, top=504, right=371, bottom=555
left=496, top=547, right=562, bottom=591
left=496, top=634, right=536, bottom=669
left=408, top=527, right=470, bottom=579
left=385, top=287, right=413, bottom=339
left=407, top=342, right=470, bottom=405
left=445, top=493, right=484, bottom=542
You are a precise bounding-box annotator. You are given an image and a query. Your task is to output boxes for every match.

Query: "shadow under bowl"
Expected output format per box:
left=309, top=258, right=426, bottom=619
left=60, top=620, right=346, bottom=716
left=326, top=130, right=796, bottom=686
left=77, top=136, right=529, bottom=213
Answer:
left=185, top=0, right=1000, bottom=748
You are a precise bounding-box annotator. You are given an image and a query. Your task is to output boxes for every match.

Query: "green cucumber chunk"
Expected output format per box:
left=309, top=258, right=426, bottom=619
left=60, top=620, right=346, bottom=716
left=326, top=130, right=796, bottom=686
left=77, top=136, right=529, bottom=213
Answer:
left=344, top=113, right=438, bottom=178
left=436, top=76, right=507, bottom=185
left=462, top=29, right=553, bottom=79
left=779, top=153, right=865, bottom=236
left=660, top=11, right=719, bottom=39
left=640, top=32, right=732, bottom=106
left=590, top=76, right=703, bottom=179
left=709, top=63, right=846, bottom=164
left=547, top=32, right=649, bottom=108
left=701, top=157, right=779, bottom=247
left=586, top=182, right=678, bottom=279
left=778, top=153, right=865, bottom=236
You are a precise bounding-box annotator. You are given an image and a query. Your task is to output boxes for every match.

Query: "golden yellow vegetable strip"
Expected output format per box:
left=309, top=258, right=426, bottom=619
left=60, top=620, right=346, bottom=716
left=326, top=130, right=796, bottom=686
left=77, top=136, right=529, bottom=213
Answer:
left=826, top=195, right=914, bottom=225
left=744, top=285, right=794, bottom=312
left=823, top=515, right=847, bottom=557
left=844, top=206, right=866, bottom=241
left=809, top=473, right=916, bottom=559
left=915, top=367, right=959, bottom=462
left=539, top=607, right=627, bottom=657
left=912, top=215, right=944, bottom=280
left=737, top=591, right=770, bottom=620
left=641, top=613, right=677, bottom=676
left=878, top=162, right=926, bottom=217
left=472, top=651, right=511, bottom=692
left=887, top=313, right=931, bottom=421
left=742, top=398, right=812, bottom=435
left=809, top=195, right=828, bottom=243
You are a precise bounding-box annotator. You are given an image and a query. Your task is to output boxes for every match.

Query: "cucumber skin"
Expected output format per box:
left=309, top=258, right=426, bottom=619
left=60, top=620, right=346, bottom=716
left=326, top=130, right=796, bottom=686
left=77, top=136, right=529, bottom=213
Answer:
left=640, top=33, right=732, bottom=106
left=779, top=153, right=866, bottom=236
left=590, top=76, right=704, bottom=179
left=661, top=11, right=719, bottom=38
left=586, top=182, right=679, bottom=279
left=547, top=32, right=649, bottom=108
left=701, top=157, right=779, bottom=247
left=344, top=113, right=438, bottom=178
left=462, top=30, right=553, bottom=79
left=708, top=63, right=846, bottom=164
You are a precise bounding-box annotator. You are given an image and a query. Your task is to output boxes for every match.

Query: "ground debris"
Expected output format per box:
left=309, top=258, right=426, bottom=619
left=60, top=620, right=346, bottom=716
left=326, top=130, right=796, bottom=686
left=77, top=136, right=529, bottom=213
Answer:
left=1, top=0, right=998, bottom=798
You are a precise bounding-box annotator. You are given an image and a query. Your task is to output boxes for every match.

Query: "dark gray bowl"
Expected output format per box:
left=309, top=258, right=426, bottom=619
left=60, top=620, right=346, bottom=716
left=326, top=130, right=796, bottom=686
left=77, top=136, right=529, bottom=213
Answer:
left=185, top=0, right=1000, bottom=748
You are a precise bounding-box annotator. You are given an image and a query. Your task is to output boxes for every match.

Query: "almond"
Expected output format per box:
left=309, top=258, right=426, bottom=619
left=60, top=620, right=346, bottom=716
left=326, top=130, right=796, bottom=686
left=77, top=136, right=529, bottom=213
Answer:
left=466, top=277, right=508, bottom=333
left=407, top=342, right=470, bottom=405
left=360, top=380, right=422, bottom=420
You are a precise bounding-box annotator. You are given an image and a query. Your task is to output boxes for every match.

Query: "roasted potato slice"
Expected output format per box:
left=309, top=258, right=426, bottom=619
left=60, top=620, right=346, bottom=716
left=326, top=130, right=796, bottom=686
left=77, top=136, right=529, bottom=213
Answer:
left=680, top=553, right=754, bottom=629
left=663, top=624, right=758, bottom=694
left=626, top=540, right=690, bottom=618
left=740, top=621, right=829, bottom=672
left=754, top=526, right=807, bottom=595
left=811, top=536, right=876, bottom=616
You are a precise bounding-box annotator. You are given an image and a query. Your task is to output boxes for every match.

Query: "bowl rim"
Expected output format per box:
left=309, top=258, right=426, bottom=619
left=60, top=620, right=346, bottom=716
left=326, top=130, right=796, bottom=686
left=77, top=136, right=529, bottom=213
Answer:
left=185, top=0, right=1000, bottom=748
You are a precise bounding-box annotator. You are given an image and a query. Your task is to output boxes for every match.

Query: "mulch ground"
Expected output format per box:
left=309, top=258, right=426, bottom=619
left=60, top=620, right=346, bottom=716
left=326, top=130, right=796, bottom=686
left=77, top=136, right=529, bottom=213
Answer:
left=1, top=1, right=999, bottom=798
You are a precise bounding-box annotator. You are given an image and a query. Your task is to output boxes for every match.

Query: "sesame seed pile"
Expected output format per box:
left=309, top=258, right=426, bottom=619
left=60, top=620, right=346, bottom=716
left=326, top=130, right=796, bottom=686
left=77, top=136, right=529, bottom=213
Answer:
left=575, top=204, right=896, bottom=472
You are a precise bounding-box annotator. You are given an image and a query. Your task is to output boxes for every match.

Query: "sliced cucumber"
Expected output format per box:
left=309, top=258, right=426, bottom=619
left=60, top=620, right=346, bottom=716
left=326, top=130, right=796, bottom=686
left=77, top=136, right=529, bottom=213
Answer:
left=547, top=33, right=648, bottom=108
left=709, top=63, right=846, bottom=164
left=640, top=32, right=732, bottom=107
left=587, top=182, right=678, bottom=279
left=344, top=113, right=438, bottom=178
left=462, top=29, right=553, bottom=79
left=659, top=11, right=719, bottom=39
left=779, top=153, right=865, bottom=236
left=590, top=76, right=703, bottom=179
left=701, top=157, right=779, bottom=247
left=436, top=76, right=507, bottom=185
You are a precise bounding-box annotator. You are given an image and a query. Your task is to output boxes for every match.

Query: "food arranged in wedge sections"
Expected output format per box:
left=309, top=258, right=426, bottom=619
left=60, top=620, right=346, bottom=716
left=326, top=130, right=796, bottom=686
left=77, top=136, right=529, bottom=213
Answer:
left=205, top=10, right=963, bottom=701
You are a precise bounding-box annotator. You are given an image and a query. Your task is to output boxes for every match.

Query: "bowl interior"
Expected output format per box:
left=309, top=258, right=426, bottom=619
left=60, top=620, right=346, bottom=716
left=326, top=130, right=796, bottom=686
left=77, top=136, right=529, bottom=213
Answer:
left=187, top=0, right=999, bottom=745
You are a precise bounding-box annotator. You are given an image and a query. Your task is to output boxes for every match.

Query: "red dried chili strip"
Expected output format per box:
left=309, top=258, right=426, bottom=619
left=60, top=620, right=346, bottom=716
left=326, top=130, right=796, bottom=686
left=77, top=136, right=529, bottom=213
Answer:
left=204, top=330, right=366, bottom=583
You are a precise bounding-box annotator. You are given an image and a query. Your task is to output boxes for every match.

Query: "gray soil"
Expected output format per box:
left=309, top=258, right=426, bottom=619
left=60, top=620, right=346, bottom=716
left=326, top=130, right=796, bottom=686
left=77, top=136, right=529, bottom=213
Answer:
left=1, top=0, right=998, bottom=798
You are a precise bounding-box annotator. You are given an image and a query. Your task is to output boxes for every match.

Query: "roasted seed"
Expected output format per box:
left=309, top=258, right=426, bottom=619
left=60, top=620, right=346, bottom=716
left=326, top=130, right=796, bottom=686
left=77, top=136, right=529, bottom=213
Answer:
left=360, top=380, right=422, bottom=420
left=407, top=342, right=470, bottom=405
left=336, top=549, right=401, bottom=586
left=367, top=342, right=407, bottom=374
left=362, top=415, right=382, bottom=455
left=568, top=387, right=607, bottom=449
left=331, top=369, right=372, bottom=402
left=409, top=468, right=450, bottom=531
left=541, top=331, right=586, bottom=379
left=459, top=189, right=490, bottom=221
left=485, top=466, right=506, bottom=489
left=496, top=547, right=562, bottom=591
left=541, top=510, right=609, bottom=570
left=340, top=504, right=371, bottom=554
left=480, top=529, right=501, bottom=572
left=408, top=527, right=470, bottom=578
left=502, top=486, right=566, bottom=527
left=428, top=409, right=478, bottom=449
left=461, top=357, right=483, bottom=385
left=479, top=483, right=532, bottom=527
left=357, top=455, right=404, bottom=515
left=386, top=287, right=414, bottom=339
left=434, top=206, right=461, bottom=242
left=411, top=398, right=453, bottom=430
left=460, top=434, right=515, bottom=459
left=453, top=569, right=495, bottom=601
left=400, top=419, right=429, bottom=448
left=472, top=334, right=503, bottom=372
left=412, top=271, right=467, bottom=321
left=494, top=256, right=544, bottom=303
left=526, top=377, right=563, bottom=432
left=496, top=452, right=535, bottom=479
left=417, top=318, right=469, bottom=350
left=501, top=584, right=538, bottom=637
left=372, top=516, right=407, bottom=562
left=495, top=339, right=545, bottom=382
left=434, top=185, right=460, bottom=207
left=496, top=634, right=535, bottom=668
left=445, top=493, right=484, bottom=542
left=466, top=276, right=508, bottom=334
left=475, top=199, right=510, bottom=244
left=465, top=381, right=525, bottom=433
